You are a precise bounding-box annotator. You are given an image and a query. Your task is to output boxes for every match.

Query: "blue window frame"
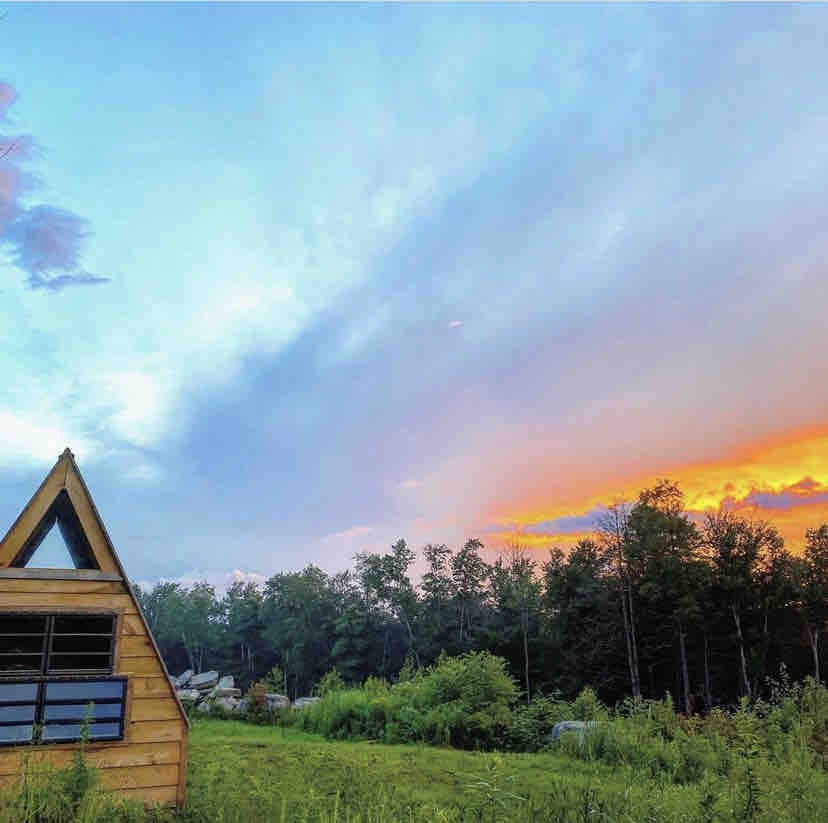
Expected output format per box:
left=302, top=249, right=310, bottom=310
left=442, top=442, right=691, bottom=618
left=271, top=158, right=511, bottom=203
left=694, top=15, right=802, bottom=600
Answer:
left=0, top=611, right=125, bottom=746
left=0, top=677, right=127, bottom=746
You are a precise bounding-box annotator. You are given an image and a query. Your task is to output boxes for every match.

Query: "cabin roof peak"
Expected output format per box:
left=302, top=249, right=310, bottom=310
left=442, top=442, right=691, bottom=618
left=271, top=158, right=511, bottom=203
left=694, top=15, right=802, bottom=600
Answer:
left=0, top=447, right=191, bottom=734
left=0, top=447, right=115, bottom=573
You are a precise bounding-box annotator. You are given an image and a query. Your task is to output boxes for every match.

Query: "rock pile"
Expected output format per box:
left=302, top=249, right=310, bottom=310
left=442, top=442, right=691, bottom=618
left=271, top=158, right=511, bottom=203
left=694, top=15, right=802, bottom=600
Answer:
left=172, top=669, right=319, bottom=714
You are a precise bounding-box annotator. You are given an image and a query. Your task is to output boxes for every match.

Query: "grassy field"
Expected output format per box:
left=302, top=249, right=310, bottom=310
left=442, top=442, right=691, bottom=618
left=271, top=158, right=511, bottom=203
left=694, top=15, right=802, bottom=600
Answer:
left=2, top=716, right=827, bottom=822
left=178, top=719, right=828, bottom=822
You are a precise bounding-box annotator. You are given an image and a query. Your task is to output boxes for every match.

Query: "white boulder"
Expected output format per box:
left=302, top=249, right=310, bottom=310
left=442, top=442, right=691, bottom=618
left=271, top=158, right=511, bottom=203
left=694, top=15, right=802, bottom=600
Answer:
left=174, top=670, right=194, bottom=687
left=190, top=671, right=219, bottom=690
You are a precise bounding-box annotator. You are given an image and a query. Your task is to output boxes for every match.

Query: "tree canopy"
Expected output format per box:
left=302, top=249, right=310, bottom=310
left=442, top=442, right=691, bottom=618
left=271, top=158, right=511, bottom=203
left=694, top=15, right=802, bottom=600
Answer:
left=136, top=480, right=827, bottom=707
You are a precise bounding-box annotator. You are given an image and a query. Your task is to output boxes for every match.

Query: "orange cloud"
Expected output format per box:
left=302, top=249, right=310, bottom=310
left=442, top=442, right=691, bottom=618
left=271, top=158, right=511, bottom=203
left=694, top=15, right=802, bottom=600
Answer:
left=486, top=530, right=596, bottom=551
left=488, top=423, right=828, bottom=554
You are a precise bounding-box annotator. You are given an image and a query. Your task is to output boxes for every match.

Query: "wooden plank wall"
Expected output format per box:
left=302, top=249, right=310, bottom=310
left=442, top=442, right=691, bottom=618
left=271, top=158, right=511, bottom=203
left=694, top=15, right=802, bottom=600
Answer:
left=0, top=579, right=187, bottom=806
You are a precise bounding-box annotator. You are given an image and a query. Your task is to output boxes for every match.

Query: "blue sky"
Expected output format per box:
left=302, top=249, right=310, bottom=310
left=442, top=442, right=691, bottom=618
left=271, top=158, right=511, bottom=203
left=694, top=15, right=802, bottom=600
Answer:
left=3, top=4, right=828, bottom=587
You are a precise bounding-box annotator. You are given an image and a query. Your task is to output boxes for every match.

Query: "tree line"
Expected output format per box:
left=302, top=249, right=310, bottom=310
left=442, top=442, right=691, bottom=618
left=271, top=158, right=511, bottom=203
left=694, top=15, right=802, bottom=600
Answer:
left=135, top=480, right=828, bottom=710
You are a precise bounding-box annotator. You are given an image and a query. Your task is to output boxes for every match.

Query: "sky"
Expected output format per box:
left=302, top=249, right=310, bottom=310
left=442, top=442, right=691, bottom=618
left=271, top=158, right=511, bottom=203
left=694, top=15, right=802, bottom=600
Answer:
left=2, top=4, right=828, bottom=588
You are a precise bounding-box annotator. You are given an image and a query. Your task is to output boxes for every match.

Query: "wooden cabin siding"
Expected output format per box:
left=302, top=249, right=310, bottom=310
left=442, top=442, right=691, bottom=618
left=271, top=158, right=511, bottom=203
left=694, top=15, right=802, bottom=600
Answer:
left=0, top=577, right=188, bottom=805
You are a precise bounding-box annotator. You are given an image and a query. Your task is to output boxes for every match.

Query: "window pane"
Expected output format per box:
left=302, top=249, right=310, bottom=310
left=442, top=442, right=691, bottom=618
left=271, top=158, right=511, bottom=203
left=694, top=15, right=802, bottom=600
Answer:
left=52, top=635, right=112, bottom=654
left=0, top=725, right=34, bottom=743
left=45, top=681, right=124, bottom=701
left=0, top=705, right=36, bottom=723
left=0, top=654, right=42, bottom=673
left=42, top=722, right=121, bottom=742
left=44, top=702, right=121, bottom=722
left=0, top=615, right=47, bottom=635
left=0, top=635, right=44, bottom=654
left=0, top=683, right=38, bottom=703
left=47, top=654, right=111, bottom=672
left=87, top=722, right=121, bottom=740
left=52, top=616, right=114, bottom=635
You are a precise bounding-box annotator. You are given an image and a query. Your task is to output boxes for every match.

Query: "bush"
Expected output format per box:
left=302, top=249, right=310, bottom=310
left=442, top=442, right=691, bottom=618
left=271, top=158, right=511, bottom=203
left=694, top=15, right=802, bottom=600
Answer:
left=260, top=665, right=284, bottom=694
left=572, top=687, right=608, bottom=722
left=241, top=680, right=286, bottom=726
left=298, top=651, right=518, bottom=749
left=316, top=668, right=346, bottom=698
left=508, top=694, right=573, bottom=752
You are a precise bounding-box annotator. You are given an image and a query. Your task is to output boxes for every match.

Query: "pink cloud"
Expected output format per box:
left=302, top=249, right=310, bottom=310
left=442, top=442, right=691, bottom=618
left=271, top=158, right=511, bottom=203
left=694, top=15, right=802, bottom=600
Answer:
left=398, top=478, right=424, bottom=490
left=0, top=82, right=109, bottom=290
left=0, top=83, right=15, bottom=120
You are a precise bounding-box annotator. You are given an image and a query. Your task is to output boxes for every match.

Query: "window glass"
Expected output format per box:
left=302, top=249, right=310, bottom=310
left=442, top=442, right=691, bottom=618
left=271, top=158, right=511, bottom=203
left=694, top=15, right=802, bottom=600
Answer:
left=0, top=613, right=115, bottom=676
left=0, top=655, right=42, bottom=674
left=45, top=680, right=124, bottom=701
left=0, top=615, right=47, bottom=634
left=0, top=615, right=47, bottom=674
left=42, top=722, right=121, bottom=742
left=52, top=635, right=112, bottom=654
left=0, top=677, right=125, bottom=746
left=0, top=635, right=44, bottom=654
left=0, top=611, right=124, bottom=747
left=44, top=702, right=122, bottom=722
left=52, top=616, right=114, bottom=635
left=0, top=705, right=36, bottom=723
left=0, top=725, right=34, bottom=743
left=0, top=682, right=38, bottom=702
left=48, top=654, right=111, bottom=672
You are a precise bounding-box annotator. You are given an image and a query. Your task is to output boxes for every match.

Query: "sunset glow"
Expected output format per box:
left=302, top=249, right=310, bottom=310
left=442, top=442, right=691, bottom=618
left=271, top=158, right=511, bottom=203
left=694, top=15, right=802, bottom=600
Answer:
left=491, top=425, right=828, bottom=552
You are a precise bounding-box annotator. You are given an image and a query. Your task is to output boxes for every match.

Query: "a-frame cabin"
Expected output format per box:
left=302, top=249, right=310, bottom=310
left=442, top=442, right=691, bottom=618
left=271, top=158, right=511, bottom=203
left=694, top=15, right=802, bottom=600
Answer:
left=0, top=449, right=189, bottom=806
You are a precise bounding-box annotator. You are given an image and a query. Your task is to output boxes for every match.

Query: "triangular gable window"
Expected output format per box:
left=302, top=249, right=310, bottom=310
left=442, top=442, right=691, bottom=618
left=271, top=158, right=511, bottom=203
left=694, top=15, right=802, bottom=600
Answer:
left=10, top=490, right=99, bottom=570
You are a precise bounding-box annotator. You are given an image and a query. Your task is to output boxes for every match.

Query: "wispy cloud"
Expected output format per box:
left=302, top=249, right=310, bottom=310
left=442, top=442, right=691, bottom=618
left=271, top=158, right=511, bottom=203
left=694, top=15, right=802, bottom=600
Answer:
left=0, top=409, right=92, bottom=467
left=135, top=568, right=269, bottom=595
left=0, top=82, right=108, bottom=291
left=523, top=507, right=610, bottom=536
left=727, top=478, right=828, bottom=513
left=323, top=525, right=375, bottom=542
left=0, top=83, right=15, bottom=119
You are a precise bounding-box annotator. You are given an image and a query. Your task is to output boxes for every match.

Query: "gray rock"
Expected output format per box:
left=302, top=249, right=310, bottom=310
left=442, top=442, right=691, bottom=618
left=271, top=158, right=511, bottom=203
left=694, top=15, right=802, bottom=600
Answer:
left=549, top=720, right=601, bottom=742
left=177, top=689, right=201, bottom=703
left=214, top=687, right=241, bottom=698
left=190, top=670, right=219, bottom=689
left=174, top=670, right=194, bottom=687
left=292, top=696, right=320, bottom=709
left=214, top=696, right=240, bottom=712
left=196, top=700, right=211, bottom=713
left=217, top=675, right=235, bottom=690
left=265, top=693, right=290, bottom=710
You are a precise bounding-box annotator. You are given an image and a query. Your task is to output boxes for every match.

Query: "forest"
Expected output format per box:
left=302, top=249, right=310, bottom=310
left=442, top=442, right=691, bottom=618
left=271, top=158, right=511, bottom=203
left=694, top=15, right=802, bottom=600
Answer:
left=135, top=480, right=828, bottom=711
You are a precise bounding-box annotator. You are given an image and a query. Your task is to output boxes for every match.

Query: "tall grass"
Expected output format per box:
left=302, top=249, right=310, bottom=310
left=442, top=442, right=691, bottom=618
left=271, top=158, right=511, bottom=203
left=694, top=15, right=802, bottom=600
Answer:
left=1, top=669, right=826, bottom=822
left=2, top=714, right=827, bottom=822
left=0, top=751, right=151, bottom=823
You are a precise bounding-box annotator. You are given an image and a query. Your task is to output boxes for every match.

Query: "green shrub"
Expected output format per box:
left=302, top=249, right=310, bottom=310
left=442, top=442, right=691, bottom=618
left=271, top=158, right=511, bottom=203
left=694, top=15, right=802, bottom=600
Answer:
left=260, top=665, right=284, bottom=694
left=297, top=651, right=518, bottom=749
left=240, top=681, right=286, bottom=726
left=572, top=687, right=608, bottom=721
left=316, top=668, right=345, bottom=698
left=508, top=694, right=573, bottom=752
